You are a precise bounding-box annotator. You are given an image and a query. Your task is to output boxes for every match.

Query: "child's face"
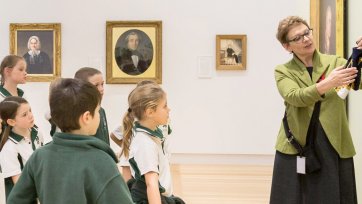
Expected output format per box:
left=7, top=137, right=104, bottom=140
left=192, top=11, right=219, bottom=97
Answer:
left=150, top=95, right=170, bottom=126
left=88, top=74, right=104, bottom=97
left=12, top=103, right=34, bottom=129
left=8, top=60, right=27, bottom=84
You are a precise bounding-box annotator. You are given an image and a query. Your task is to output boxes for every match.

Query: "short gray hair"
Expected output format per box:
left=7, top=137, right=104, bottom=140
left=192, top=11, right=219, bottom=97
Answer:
left=276, top=16, right=310, bottom=44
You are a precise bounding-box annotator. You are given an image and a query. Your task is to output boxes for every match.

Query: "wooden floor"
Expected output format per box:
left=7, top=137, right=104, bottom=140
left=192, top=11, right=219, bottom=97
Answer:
left=1, top=164, right=273, bottom=204
left=171, top=164, right=273, bottom=204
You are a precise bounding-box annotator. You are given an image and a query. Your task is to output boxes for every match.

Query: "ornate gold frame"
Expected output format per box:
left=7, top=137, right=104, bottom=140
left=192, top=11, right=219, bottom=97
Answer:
left=106, top=21, right=162, bottom=84
left=216, top=35, right=247, bottom=70
left=10, top=23, right=61, bottom=82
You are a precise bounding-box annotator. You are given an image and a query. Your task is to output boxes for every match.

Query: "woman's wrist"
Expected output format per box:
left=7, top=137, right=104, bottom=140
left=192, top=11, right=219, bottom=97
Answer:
left=316, top=79, right=333, bottom=95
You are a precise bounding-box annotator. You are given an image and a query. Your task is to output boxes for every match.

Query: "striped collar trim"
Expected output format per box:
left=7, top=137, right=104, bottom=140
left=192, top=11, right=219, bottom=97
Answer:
left=134, top=122, right=164, bottom=139
left=9, top=126, right=38, bottom=144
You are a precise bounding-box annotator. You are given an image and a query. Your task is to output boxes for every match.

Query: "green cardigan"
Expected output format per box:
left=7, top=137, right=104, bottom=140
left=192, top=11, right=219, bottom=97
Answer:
left=274, top=50, right=358, bottom=158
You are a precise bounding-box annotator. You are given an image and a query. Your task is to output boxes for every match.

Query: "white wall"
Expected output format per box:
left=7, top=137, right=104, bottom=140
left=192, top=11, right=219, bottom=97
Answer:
left=348, top=0, right=362, bottom=200
left=0, top=0, right=309, bottom=156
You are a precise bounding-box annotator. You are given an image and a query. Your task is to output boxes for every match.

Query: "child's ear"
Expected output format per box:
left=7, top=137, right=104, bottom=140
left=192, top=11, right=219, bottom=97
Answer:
left=4, top=67, right=12, bottom=76
left=6, top=118, right=16, bottom=127
left=79, top=111, right=92, bottom=126
left=144, top=108, right=154, bottom=118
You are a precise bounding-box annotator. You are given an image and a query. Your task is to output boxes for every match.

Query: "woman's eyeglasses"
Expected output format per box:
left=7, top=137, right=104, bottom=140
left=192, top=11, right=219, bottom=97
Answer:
left=287, top=29, right=313, bottom=44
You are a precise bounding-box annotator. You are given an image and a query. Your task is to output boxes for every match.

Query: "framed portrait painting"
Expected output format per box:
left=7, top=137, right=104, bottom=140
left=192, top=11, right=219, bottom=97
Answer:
left=310, top=0, right=345, bottom=57
left=10, top=23, right=61, bottom=82
left=106, top=21, right=162, bottom=84
left=216, top=35, right=247, bottom=70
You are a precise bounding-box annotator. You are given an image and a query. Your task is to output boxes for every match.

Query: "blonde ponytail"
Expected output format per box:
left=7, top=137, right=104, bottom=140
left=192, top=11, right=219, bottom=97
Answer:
left=121, top=110, right=134, bottom=158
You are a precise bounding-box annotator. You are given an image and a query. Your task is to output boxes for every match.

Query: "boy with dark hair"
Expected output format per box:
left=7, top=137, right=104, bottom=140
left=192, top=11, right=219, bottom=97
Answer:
left=7, top=78, right=133, bottom=204
left=47, top=67, right=110, bottom=145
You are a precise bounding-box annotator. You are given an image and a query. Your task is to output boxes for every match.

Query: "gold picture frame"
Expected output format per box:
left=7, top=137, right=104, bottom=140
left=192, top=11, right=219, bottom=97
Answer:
left=216, top=35, right=247, bottom=70
left=10, top=23, right=61, bottom=82
left=310, top=0, right=344, bottom=56
left=106, top=21, right=162, bottom=84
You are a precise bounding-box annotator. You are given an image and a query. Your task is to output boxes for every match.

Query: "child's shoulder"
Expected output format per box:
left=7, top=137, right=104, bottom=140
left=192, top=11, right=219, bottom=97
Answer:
left=30, top=140, right=115, bottom=163
left=134, top=131, right=154, bottom=141
left=0, top=139, right=18, bottom=154
left=132, top=131, right=160, bottom=149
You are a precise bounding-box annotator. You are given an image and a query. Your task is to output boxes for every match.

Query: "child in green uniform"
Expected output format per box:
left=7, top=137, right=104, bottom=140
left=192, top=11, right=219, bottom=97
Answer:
left=111, top=80, right=173, bottom=184
left=0, top=55, right=27, bottom=100
left=0, top=97, right=43, bottom=201
left=111, top=80, right=159, bottom=182
left=7, top=78, right=133, bottom=204
left=122, top=83, right=184, bottom=204
left=74, top=67, right=109, bottom=144
left=46, top=67, right=110, bottom=144
left=0, top=55, right=28, bottom=201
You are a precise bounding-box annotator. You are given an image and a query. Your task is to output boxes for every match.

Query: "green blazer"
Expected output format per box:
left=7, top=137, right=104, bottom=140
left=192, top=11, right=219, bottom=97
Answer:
left=274, top=50, right=358, bottom=158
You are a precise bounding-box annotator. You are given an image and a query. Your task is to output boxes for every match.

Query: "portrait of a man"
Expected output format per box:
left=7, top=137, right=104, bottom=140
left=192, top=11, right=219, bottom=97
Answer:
left=23, top=36, right=52, bottom=74
left=114, top=29, right=153, bottom=75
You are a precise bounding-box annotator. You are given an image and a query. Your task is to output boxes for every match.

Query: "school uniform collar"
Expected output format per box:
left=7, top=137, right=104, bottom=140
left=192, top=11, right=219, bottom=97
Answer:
left=52, top=132, right=118, bottom=163
left=9, top=126, right=38, bottom=144
left=288, top=50, right=329, bottom=86
left=9, top=131, right=23, bottom=143
left=0, top=85, right=24, bottom=97
left=134, top=122, right=164, bottom=139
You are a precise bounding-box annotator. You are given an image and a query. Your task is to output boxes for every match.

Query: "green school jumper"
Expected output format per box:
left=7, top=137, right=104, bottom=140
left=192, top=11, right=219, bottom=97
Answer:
left=94, top=107, right=110, bottom=144
left=7, top=132, right=134, bottom=204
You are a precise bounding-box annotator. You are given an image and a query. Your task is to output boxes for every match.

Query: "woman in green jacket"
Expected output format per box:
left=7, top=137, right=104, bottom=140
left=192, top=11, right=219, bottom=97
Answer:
left=270, top=16, right=362, bottom=204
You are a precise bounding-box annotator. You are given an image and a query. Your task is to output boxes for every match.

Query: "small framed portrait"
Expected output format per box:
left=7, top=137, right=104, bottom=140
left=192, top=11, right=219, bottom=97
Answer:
left=310, top=0, right=344, bottom=56
left=9, top=23, right=61, bottom=82
left=216, top=35, right=247, bottom=70
left=106, top=21, right=162, bottom=84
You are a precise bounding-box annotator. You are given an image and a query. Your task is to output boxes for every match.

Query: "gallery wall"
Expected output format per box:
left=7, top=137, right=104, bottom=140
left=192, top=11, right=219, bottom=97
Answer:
left=0, top=0, right=309, bottom=157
